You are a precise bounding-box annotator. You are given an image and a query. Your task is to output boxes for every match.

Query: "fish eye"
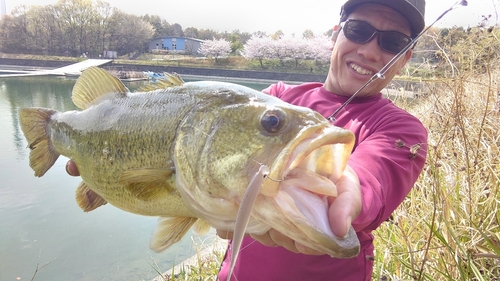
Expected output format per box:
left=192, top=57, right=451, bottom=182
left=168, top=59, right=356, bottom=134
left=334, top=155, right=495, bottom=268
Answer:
left=261, top=110, right=286, bottom=133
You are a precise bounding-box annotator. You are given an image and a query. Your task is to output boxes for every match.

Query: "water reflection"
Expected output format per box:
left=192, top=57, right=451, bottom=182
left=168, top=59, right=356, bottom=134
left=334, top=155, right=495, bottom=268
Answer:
left=2, top=77, right=76, bottom=160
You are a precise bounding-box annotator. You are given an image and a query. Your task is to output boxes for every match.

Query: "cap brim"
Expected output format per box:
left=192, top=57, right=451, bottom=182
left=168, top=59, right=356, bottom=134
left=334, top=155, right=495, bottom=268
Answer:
left=341, top=0, right=425, bottom=36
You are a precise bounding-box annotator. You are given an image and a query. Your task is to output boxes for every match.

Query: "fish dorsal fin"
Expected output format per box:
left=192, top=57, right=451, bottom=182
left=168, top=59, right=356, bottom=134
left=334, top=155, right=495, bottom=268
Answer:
left=118, top=168, right=175, bottom=201
left=150, top=217, right=198, bottom=252
left=75, top=181, right=108, bottom=212
left=137, top=72, right=185, bottom=92
left=72, top=66, right=129, bottom=109
left=193, top=219, right=211, bottom=236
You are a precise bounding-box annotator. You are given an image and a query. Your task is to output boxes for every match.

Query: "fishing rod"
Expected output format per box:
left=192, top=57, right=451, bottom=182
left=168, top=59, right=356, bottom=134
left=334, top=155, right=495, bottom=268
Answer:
left=327, top=0, right=469, bottom=122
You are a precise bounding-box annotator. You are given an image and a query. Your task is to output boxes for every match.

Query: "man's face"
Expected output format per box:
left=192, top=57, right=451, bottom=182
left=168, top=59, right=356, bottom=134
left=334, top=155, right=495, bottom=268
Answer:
left=325, top=3, right=413, bottom=97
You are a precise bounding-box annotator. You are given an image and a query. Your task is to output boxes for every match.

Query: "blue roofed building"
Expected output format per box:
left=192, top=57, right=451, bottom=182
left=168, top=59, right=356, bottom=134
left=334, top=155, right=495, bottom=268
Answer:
left=148, top=37, right=205, bottom=56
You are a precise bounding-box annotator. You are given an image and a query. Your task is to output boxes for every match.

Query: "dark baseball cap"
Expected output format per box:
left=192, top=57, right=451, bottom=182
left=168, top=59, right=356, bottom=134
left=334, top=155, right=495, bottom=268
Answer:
left=340, top=0, right=426, bottom=37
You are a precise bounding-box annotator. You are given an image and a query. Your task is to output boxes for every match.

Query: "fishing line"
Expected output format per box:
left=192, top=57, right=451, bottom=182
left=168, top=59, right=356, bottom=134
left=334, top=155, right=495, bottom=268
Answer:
left=263, top=174, right=284, bottom=182
left=327, top=0, right=468, bottom=122
left=249, top=159, right=284, bottom=182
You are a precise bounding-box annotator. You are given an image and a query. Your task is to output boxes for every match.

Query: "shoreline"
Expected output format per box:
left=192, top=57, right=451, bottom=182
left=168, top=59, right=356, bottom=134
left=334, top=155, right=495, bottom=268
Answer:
left=151, top=236, right=228, bottom=281
left=0, top=63, right=417, bottom=97
left=0, top=57, right=328, bottom=83
left=0, top=63, right=310, bottom=85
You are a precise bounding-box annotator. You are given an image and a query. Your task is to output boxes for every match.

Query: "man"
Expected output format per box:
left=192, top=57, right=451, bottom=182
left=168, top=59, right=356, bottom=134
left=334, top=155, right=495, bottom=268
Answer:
left=216, top=0, right=428, bottom=280
left=66, top=0, right=427, bottom=279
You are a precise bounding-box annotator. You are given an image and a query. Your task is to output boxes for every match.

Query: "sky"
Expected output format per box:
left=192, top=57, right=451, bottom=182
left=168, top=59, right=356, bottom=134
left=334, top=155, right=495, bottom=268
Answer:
left=2, top=0, right=498, bottom=35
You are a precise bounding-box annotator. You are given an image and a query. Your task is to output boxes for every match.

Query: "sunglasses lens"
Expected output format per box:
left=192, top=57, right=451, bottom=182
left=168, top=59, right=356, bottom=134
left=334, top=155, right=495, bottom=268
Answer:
left=344, top=21, right=375, bottom=44
left=380, top=33, right=411, bottom=53
left=343, top=20, right=411, bottom=54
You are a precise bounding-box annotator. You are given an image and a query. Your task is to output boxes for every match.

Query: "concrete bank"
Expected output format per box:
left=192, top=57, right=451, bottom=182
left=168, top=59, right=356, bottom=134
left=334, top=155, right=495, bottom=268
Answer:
left=0, top=57, right=423, bottom=96
left=0, top=57, right=327, bottom=83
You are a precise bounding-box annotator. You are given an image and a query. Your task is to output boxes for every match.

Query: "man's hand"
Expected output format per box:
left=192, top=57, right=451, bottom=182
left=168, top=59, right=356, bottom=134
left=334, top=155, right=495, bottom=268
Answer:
left=217, top=165, right=361, bottom=255
left=65, top=160, right=80, bottom=176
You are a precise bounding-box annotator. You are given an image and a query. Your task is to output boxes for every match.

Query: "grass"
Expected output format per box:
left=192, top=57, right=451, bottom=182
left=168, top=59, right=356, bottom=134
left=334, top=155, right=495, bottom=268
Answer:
left=373, top=68, right=500, bottom=280
left=370, top=29, right=500, bottom=281
left=150, top=235, right=227, bottom=281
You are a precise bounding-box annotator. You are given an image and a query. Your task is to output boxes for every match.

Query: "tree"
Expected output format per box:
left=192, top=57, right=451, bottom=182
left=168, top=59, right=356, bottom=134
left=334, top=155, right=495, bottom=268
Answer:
left=242, top=35, right=273, bottom=68
left=306, top=36, right=332, bottom=63
left=94, top=1, right=116, bottom=53
left=252, top=31, right=267, bottom=38
left=142, top=14, right=171, bottom=38
left=184, top=27, right=199, bottom=38
left=242, top=34, right=332, bottom=69
left=169, top=23, right=184, bottom=37
left=108, top=11, right=154, bottom=55
left=302, top=29, right=315, bottom=39
left=271, top=30, right=284, bottom=40
left=198, top=38, right=231, bottom=63
left=227, top=29, right=247, bottom=55
left=268, top=37, right=288, bottom=66
left=0, top=6, right=31, bottom=53
left=28, top=5, right=62, bottom=55
left=197, top=28, right=220, bottom=40
left=279, top=36, right=308, bottom=68
left=0, top=0, right=158, bottom=56
left=55, top=0, right=98, bottom=56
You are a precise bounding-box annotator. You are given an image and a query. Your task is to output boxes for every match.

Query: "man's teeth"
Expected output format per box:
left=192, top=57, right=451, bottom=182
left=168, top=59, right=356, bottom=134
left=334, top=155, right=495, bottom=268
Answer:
left=350, top=63, right=374, bottom=75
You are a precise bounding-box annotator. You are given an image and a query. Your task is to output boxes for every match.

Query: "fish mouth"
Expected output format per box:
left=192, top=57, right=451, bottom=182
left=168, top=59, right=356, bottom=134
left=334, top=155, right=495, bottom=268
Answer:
left=257, top=124, right=360, bottom=258
left=264, top=124, right=355, bottom=197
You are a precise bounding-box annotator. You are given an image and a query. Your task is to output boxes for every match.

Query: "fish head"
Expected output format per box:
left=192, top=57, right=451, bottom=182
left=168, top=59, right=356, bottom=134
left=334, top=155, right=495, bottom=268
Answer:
left=173, top=81, right=359, bottom=257
left=254, top=100, right=360, bottom=258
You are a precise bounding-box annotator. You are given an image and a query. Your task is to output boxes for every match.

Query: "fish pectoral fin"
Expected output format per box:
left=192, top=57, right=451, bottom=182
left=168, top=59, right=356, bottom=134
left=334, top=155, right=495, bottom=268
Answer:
left=150, top=217, right=198, bottom=253
left=72, top=67, right=129, bottom=109
left=193, top=219, right=211, bottom=235
left=118, top=168, right=175, bottom=201
left=75, top=181, right=108, bottom=212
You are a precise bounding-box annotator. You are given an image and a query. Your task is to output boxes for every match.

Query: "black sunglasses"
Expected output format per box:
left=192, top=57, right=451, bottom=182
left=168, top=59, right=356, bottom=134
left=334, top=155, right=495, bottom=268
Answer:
left=341, top=19, right=412, bottom=54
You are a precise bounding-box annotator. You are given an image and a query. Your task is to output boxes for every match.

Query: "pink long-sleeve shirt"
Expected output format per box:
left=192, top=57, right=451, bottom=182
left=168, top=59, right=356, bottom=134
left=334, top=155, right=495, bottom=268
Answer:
left=218, top=82, right=428, bottom=281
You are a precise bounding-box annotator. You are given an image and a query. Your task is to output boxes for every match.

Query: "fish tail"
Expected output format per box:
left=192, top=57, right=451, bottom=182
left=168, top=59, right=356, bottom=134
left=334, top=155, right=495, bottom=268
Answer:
left=19, top=108, right=60, bottom=177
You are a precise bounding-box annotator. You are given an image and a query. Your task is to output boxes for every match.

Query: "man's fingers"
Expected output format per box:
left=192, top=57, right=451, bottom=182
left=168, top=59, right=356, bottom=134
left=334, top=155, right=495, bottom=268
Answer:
left=65, top=160, right=80, bottom=176
left=269, top=230, right=300, bottom=253
left=250, top=231, right=278, bottom=247
left=328, top=165, right=361, bottom=237
left=216, top=229, right=234, bottom=239
left=295, top=242, right=325, bottom=255
left=252, top=230, right=326, bottom=255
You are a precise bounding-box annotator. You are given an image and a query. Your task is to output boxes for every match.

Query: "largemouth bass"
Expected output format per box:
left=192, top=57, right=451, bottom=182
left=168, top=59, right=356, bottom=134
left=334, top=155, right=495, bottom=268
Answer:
left=19, top=67, right=359, bottom=261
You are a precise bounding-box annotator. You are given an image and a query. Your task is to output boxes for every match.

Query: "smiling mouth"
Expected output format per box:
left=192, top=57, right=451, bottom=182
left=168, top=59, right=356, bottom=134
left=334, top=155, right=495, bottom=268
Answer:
left=349, top=62, right=374, bottom=75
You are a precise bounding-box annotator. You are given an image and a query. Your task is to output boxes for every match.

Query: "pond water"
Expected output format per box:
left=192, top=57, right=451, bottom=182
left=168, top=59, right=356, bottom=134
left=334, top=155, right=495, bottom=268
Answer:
left=0, top=75, right=271, bottom=281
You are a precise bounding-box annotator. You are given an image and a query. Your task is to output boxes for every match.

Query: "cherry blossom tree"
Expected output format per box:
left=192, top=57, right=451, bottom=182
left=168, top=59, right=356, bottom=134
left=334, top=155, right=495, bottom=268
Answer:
left=198, top=38, right=231, bottom=63
left=242, top=35, right=332, bottom=68
left=306, top=36, right=333, bottom=63
left=241, top=35, right=273, bottom=68
left=279, top=35, right=309, bottom=68
left=268, top=38, right=288, bottom=66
